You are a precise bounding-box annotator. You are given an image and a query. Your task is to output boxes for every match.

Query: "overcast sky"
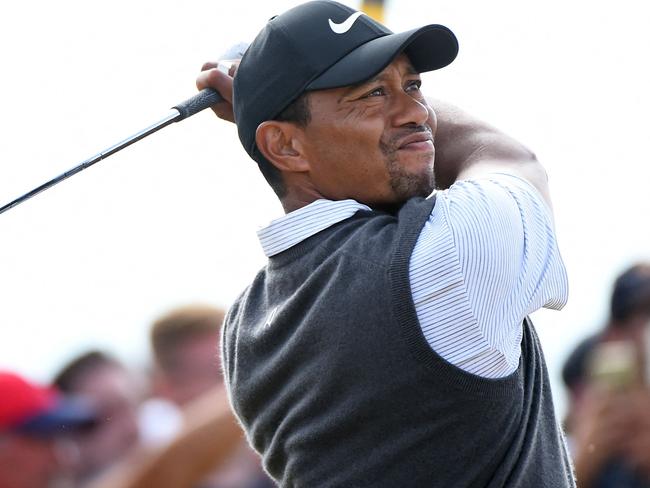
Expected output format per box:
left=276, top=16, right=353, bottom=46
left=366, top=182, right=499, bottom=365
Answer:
left=1, top=0, right=648, bottom=416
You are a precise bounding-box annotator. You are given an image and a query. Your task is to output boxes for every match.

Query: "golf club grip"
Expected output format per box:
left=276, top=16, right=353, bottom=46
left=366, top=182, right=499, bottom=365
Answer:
left=173, top=88, right=224, bottom=120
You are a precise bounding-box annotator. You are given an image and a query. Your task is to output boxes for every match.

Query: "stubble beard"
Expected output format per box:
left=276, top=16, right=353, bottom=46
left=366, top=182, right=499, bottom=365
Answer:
left=379, top=125, right=435, bottom=201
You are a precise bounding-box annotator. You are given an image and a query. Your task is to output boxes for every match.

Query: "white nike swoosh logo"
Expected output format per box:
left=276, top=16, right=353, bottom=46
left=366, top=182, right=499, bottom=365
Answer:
left=328, top=11, right=364, bottom=34
left=265, top=306, right=278, bottom=328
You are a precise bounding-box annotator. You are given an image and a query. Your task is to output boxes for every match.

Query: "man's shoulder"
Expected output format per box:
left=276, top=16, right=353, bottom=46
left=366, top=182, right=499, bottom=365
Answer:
left=439, top=173, right=550, bottom=216
left=224, top=266, right=267, bottom=326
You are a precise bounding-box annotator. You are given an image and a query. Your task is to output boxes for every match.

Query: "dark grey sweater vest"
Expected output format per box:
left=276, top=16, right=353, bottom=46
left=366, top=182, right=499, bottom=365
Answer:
left=222, top=197, right=575, bottom=487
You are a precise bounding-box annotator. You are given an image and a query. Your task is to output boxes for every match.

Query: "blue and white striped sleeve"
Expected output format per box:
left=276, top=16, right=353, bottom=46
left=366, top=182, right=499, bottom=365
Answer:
left=410, top=174, right=568, bottom=378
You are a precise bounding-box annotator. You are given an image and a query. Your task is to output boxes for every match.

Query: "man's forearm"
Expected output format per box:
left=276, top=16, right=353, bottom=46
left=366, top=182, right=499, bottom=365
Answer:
left=429, top=98, right=546, bottom=195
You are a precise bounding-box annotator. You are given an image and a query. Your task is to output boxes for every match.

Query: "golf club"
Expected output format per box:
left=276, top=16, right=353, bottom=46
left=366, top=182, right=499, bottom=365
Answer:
left=0, top=43, right=248, bottom=216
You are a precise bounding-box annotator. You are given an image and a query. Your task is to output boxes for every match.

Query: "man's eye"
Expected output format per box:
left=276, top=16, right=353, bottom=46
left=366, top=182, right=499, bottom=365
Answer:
left=363, top=87, right=385, bottom=98
left=406, top=80, right=422, bottom=92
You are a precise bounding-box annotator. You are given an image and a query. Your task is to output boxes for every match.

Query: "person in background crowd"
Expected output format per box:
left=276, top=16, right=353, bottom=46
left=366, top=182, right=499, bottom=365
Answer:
left=52, top=350, right=143, bottom=485
left=147, top=304, right=272, bottom=488
left=150, top=305, right=225, bottom=407
left=87, top=387, right=247, bottom=488
left=563, top=263, right=650, bottom=487
left=0, top=370, right=96, bottom=488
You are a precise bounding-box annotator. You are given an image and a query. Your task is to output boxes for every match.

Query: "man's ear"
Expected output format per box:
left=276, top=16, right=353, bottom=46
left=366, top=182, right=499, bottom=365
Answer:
left=255, top=121, right=309, bottom=173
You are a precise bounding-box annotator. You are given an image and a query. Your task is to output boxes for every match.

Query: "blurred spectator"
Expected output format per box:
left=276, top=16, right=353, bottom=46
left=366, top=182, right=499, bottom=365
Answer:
left=0, top=370, right=95, bottom=488
left=144, top=304, right=272, bottom=488
left=150, top=305, right=225, bottom=407
left=611, top=264, right=650, bottom=326
left=88, top=387, right=247, bottom=488
left=52, top=350, right=143, bottom=485
left=563, top=263, right=650, bottom=487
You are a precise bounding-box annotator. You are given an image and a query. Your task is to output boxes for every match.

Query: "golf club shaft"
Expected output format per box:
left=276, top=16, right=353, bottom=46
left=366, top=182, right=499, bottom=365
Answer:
left=0, top=88, right=223, bottom=216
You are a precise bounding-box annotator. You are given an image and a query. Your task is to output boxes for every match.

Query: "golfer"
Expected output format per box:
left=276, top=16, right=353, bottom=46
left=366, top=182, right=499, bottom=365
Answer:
left=197, top=1, right=574, bottom=486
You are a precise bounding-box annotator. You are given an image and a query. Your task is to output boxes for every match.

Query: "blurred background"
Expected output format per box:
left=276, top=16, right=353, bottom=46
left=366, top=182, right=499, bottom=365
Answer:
left=1, top=0, right=648, bottom=453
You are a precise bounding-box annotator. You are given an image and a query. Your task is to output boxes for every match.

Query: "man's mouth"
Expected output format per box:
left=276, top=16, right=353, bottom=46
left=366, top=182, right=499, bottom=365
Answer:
left=397, top=132, right=434, bottom=151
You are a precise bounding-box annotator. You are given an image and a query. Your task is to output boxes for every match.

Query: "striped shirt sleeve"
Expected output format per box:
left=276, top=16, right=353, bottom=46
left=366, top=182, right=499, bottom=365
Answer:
left=410, top=173, right=568, bottom=378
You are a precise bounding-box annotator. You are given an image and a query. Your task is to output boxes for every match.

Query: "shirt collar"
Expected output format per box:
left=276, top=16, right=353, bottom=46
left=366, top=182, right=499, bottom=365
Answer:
left=257, top=199, right=371, bottom=257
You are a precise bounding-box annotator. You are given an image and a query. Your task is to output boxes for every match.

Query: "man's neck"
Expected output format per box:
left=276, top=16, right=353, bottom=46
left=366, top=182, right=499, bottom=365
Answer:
left=279, top=184, right=326, bottom=214
left=281, top=196, right=316, bottom=214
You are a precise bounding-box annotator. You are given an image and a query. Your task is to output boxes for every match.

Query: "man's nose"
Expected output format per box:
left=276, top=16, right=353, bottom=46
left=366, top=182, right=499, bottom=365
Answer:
left=390, top=91, right=430, bottom=127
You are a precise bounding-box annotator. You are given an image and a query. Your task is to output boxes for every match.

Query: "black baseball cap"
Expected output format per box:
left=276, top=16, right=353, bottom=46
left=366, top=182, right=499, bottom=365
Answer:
left=233, top=0, right=458, bottom=162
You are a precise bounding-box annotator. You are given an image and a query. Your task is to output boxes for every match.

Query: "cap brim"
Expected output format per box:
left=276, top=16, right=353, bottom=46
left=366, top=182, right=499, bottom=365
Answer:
left=15, top=398, right=96, bottom=437
left=307, top=24, right=458, bottom=90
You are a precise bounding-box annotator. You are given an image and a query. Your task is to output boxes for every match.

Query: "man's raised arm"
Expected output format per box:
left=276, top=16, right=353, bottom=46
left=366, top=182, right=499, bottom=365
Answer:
left=195, top=67, right=552, bottom=208
left=430, top=98, right=552, bottom=208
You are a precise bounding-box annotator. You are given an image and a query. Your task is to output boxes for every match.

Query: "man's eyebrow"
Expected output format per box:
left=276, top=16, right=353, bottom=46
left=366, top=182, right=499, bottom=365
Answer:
left=338, top=74, right=385, bottom=101
left=405, top=64, right=419, bottom=76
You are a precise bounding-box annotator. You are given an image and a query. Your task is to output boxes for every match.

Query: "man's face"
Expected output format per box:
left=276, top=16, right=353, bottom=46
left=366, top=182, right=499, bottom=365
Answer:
left=71, top=364, right=141, bottom=477
left=299, top=54, right=437, bottom=207
left=157, top=332, right=222, bottom=406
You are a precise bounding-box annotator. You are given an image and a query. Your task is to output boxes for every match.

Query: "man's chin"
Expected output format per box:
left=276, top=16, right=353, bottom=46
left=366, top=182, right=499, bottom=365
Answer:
left=397, top=148, right=434, bottom=173
left=390, top=172, right=434, bottom=202
left=383, top=148, right=434, bottom=202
